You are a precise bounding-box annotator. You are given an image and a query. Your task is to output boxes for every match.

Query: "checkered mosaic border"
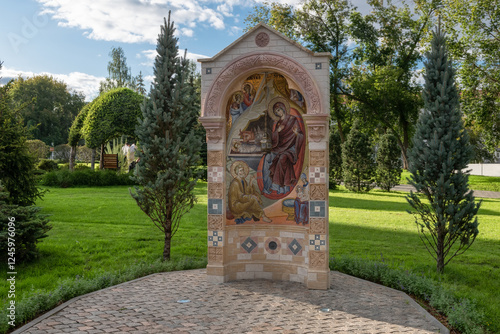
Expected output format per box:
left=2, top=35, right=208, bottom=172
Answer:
left=207, top=166, right=224, bottom=183
left=309, top=167, right=326, bottom=184
left=208, top=230, right=224, bottom=247
left=309, top=234, right=327, bottom=251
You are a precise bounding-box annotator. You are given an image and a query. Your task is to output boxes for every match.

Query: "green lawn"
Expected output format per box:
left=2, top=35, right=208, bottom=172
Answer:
left=1, top=183, right=499, bottom=332
left=401, top=170, right=500, bottom=192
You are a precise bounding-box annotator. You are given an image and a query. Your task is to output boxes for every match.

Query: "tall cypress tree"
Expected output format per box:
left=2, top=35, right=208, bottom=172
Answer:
left=130, top=13, right=202, bottom=261
left=406, top=29, right=480, bottom=274
left=375, top=133, right=402, bottom=192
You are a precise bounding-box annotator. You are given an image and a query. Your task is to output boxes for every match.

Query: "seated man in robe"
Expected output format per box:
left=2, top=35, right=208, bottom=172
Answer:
left=228, top=161, right=272, bottom=224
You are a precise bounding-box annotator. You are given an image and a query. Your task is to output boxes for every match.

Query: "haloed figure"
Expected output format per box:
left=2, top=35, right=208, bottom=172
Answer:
left=228, top=161, right=272, bottom=224
left=262, top=101, right=304, bottom=195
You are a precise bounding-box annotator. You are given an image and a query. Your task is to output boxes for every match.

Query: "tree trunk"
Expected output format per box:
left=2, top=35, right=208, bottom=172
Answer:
left=436, top=228, right=445, bottom=274
left=401, top=148, right=409, bottom=171
left=90, top=149, right=96, bottom=170
left=99, top=144, right=105, bottom=169
left=333, top=93, right=346, bottom=143
left=69, top=146, right=77, bottom=171
left=163, top=232, right=171, bottom=261
left=402, top=119, right=410, bottom=170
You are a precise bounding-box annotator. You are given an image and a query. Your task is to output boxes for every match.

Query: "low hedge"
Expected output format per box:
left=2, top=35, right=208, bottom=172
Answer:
left=40, top=169, right=136, bottom=187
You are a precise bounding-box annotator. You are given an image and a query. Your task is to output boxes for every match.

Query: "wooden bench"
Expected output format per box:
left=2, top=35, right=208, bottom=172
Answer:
left=102, top=154, right=119, bottom=170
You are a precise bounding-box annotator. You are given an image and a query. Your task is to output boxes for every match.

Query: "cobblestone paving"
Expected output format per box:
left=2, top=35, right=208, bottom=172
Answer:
left=16, top=270, right=447, bottom=334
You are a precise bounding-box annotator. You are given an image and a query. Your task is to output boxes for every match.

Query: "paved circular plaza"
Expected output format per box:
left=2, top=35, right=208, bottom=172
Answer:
left=14, top=269, right=448, bottom=334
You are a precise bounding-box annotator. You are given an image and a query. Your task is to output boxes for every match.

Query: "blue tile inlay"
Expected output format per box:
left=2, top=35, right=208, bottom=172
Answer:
left=310, top=201, right=326, bottom=217
left=288, top=239, right=302, bottom=255
left=208, top=199, right=223, bottom=215
left=241, top=237, right=257, bottom=253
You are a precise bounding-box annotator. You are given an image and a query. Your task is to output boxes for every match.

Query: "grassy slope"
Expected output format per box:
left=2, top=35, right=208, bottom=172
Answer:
left=1, top=183, right=499, bottom=331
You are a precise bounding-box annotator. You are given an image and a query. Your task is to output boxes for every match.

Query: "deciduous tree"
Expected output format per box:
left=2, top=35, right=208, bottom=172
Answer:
left=81, top=88, right=143, bottom=168
left=99, top=47, right=136, bottom=94
left=8, top=75, right=85, bottom=146
left=439, top=0, right=500, bottom=159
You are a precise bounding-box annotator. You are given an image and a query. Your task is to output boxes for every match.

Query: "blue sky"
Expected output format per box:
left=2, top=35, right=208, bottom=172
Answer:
left=0, top=0, right=372, bottom=101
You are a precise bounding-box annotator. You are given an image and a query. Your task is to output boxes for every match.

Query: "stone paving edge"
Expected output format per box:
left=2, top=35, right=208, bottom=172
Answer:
left=10, top=269, right=202, bottom=334
left=11, top=269, right=450, bottom=334
left=335, top=271, right=449, bottom=334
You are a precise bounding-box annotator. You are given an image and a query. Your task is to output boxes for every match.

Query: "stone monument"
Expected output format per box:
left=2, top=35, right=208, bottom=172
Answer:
left=199, top=23, right=331, bottom=289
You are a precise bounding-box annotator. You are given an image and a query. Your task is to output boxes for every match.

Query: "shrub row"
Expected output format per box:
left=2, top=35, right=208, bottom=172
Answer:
left=330, top=255, right=486, bottom=334
left=40, top=169, right=136, bottom=187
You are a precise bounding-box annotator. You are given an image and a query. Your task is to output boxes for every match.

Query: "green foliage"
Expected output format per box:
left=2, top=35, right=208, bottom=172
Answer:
left=37, top=159, right=59, bottom=171
left=439, top=0, right=500, bottom=159
left=8, top=74, right=85, bottom=146
left=329, top=128, right=343, bottom=189
left=347, top=0, right=430, bottom=169
left=0, top=71, right=44, bottom=206
left=330, top=255, right=486, bottom=334
left=40, top=169, right=135, bottom=187
left=81, top=87, right=143, bottom=149
left=68, top=103, right=92, bottom=147
left=53, top=144, right=71, bottom=163
left=375, top=133, right=402, bottom=191
left=135, top=71, right=147, bottom=96
left=0, top=184, right=51, bottom=263
left=75, top=146, right=94, bottom=163
left=342, top=120, right=375, bottom=192
left=26, top=139, right=49, bottom=162
left=130, top=13, right=202, bottom=261
left=406, top=30, right=481, bottom=274
left=245, top=0, right=353, bottom=143
left=244, top=2, right=298, bottom=40
left=99, top=47, right=136, bottom=94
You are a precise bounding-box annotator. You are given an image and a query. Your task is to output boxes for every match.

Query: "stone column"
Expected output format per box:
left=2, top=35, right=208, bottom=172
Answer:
left=303, top=114, right=330, bottom=289
left=200, top=116, right=227, bottom=283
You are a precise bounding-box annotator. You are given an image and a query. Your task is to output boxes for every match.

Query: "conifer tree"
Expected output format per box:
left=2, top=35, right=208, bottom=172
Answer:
left=406, top=29, right=480, bottom=274
left=0, top=62, right=44, bottom=206
left=342, top=120, right=375, bottom=192
left=129, top=13, right=202, bottom=261
left=375, top=133, right=402, bottom=192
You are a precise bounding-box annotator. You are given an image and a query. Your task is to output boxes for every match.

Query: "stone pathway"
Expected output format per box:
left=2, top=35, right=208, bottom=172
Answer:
left=14, top=269, right=448, bottom=334
left=390, top=184, right=500, bottom=199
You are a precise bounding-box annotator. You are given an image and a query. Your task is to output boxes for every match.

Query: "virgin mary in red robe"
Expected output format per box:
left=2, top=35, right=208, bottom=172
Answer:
left=269, top=102, right=304, bottom=187
left=259, top=101, right=305, bottom=198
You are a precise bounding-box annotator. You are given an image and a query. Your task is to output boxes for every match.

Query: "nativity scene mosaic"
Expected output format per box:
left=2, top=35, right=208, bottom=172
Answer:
left=225, top=72, right=310, bottom=226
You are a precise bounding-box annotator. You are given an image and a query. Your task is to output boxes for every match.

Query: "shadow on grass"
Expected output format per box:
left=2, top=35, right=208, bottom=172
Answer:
left=329, top=220, right=500, bottom=331
left=329, top=191, right=500, bottom=217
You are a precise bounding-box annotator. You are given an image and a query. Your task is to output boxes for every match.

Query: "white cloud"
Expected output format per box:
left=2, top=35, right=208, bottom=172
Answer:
left=180, top=28, right=194, bottom=37
left=0, top=66, right=103, bottom=101
left=36, top=0, right=234, bottom=44
left=138, top=49, right=208, bottom=71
